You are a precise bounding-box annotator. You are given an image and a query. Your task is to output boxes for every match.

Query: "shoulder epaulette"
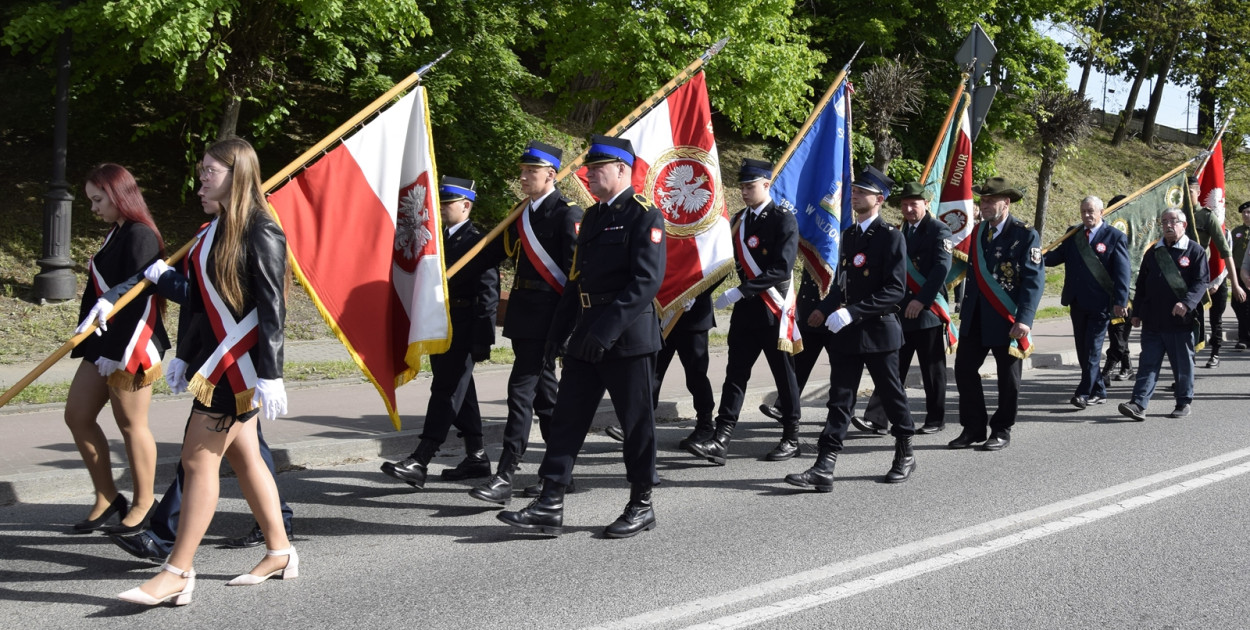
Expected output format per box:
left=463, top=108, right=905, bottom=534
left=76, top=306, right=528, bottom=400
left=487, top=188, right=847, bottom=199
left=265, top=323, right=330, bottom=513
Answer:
left=634, top=193, right=654, bottom=210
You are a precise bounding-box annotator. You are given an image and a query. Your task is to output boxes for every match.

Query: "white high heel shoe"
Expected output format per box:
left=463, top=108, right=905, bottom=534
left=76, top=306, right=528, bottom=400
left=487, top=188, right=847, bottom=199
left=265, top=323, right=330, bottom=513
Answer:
left=118, top=563, right=195, bottom=606
left=225, top=546, right=298, bottom=586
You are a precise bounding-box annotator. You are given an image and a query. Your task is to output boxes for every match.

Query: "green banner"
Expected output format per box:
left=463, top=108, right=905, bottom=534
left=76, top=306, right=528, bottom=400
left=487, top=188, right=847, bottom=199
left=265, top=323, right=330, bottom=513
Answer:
left=1104, top=169, right=1199, bottom=300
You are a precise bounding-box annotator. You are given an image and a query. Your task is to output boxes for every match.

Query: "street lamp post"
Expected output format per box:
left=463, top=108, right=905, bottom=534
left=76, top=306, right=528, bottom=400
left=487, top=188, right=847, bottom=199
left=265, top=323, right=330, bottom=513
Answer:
left=33, top=3, right=77, bottom=304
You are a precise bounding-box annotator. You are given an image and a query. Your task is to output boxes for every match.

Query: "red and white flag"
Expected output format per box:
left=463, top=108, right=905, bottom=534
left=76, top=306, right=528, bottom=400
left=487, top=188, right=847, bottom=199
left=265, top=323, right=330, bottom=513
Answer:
left=576, top=71, right=733, bottom=319
left=1198, top=139, right=1228, bottom=286
left=937, top=104, right=975, bottom=256
left=268, top=86, right=449, bottom=429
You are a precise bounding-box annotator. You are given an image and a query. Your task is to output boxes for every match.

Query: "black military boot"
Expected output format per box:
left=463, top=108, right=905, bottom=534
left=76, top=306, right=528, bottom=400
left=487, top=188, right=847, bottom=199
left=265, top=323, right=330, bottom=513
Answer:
left=380, top=439, right=438, bottom=489
left=884, top=435, right=916, bottom=483
left=469, top=450, right=518, bottom=505
left=677, top=414, right=715, bottom=450
left=497, top=480, right=564, bottom=536
left=604, top=484, right=656, bottom=539
left=1101, top=357, right=1115, bottom=389
left=784, top=450, right=837, bottom=492
left=766, top=422, right=802, bottom=461
left=442, top=435, right=492, bottom=481
left=685, top=421, right=733, bottom=465
left=523, top=477, right=577, bottom=498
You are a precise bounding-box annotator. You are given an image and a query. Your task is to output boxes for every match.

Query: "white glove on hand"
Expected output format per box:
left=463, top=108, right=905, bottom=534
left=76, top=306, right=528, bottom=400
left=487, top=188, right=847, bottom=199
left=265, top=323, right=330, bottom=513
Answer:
left=825, top=308, right=853, bottom=333
left=94, top=357, right=122, bottom=378
left=144, top=259, right=173, bottom=284
left=165, top=358, right=189, bottom=394
left=714, top=288, right=743, bottom=310
left=252, top=378, right=288, bottom=421
left=682, top=298, right=696, bottom=312
left=75, top=298, right=114, bottom=336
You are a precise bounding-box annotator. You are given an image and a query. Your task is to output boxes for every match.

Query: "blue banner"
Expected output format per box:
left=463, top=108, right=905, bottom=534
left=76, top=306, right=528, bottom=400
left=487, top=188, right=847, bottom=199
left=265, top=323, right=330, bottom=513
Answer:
left=769, top=80, right=852, bottom=293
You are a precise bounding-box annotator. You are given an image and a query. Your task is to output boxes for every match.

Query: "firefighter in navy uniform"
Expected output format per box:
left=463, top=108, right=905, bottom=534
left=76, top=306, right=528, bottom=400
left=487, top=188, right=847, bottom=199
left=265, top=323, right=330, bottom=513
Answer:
left=498, top=135, right=666, bottom=538
left=460, top=141, right=584, bottom=505
left=380, top=177, right=499, bottom=489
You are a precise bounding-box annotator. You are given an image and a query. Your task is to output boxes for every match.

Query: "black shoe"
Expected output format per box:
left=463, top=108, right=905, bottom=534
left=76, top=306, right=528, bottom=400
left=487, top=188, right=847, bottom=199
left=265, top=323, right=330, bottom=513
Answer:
left=71, top=494, right=128, bottom=534
left=1118, top=401, right=1146, bottom=422
left=523, top=477, right=577, bottom=498
left=603, top=485, right=656, bottom=539
left=947, top=429, right=987, bottom=449
left=1169, top=403, right=1192, bottom=418
left=1235, top=342, right=1248, bottom=351
left=981, top=432, right=1011, bottom=451
left=677, top=416, right=715, bottom=450
left=604, top=425, right=625, bottom=442
left=1112, top=368, right=1134, bottom=382
left=1206, top=355, right=1221, bottom=368
left=222, top=523, right=295, bottom=549
left=685, top=423, right=733, bottom=465
left=441, top=449, right=492, bottom=481
left=758, top=404, right=783, bottom=421
left=916, top=423, right=946, bottom=435
left=850, top=415, right=888, bottom=436
left=765, top=438, right=801, bottom=461
left=784, top=451, right=837, bottom=492
left=1069, top=395, right=1088, bottom=410
left=1087, top=395, right=1106, bottom=405
left=469, top=451, right=519, bottom=506
left=381, top=457, right=430, bottom=488
left=107, top=532, right=166, bottom=562
left=498, top=483, right=565, bottom=536
left=101, top=503, right=157, bottom=536
left=884, top=436, right=916, bottom=483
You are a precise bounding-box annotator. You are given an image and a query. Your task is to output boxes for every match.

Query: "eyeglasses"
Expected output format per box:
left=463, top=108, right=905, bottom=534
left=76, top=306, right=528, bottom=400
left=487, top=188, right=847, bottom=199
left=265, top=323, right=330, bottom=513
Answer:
left=1160, top=219, right=1185, bottom=226
left=197, top=165, right=232, bottom=179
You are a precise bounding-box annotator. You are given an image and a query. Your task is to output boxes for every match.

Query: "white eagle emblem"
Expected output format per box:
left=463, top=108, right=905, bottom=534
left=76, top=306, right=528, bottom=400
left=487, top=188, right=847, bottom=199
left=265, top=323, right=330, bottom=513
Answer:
left=395, top=183, right=432, bottom=264
left=658, top=164, right=713, bottom=216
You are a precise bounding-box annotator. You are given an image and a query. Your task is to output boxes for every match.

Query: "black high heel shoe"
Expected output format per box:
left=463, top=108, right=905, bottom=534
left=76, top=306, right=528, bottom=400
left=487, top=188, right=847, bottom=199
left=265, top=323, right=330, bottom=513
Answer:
left=101, top=503, right=156, bottom=536
left=70, top=494, right=128, bottom=533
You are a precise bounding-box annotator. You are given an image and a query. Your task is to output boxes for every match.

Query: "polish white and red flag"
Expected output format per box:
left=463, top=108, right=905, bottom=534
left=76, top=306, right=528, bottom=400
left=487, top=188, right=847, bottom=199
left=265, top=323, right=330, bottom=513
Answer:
left=268, top=86, right=449, bottom=430
left=575, top=71, right=734, bottom=319
left=1197, top=138, right=1228, bottom=286
left=937, top=102, right=975, bottom=258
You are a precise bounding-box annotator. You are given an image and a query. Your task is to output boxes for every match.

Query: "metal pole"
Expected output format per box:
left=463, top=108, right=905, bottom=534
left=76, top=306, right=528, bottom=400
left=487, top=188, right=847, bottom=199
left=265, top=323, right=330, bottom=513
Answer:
left=33, top=0, right=77, bottom=303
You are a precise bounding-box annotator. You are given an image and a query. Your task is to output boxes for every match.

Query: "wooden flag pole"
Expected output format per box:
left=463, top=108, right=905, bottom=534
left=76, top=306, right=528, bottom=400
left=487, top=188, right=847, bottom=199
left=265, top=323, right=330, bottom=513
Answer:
left=446, top=37, right=732, bottom=280
left=771, top=43, right=864, bottom=178
left=0, top=52, right=455, bottom=409
left=1193, top=107, right=1236, bottom=176
left=919, top=74, right=972, bottom=184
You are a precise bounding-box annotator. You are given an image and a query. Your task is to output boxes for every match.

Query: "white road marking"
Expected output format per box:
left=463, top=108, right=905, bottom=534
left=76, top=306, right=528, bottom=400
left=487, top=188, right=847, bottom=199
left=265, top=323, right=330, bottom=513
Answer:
left=583, top=446, right=1250, bottom=630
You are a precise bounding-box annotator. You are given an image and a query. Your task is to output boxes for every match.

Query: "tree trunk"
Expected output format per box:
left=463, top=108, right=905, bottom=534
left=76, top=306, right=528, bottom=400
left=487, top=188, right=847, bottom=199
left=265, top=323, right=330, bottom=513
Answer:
left=1197, top=35, right=1217, bottom=138
left=1077, top=2, right=1107, bottom=99
left=1111, top=38, right=1153, bottom=146
left=1034, top=150, right=1057, bottom=237
left=1141, top=32, right=1180, bottom=145
left=872, top=132, right=896, bottom=172
left=217, top=95, right=241, bottom=140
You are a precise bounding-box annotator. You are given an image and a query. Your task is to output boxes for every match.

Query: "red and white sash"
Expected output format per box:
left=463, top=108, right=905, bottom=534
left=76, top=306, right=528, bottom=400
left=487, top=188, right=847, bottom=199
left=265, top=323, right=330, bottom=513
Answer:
left=88, top=226, right=163, bottom=383
left=735, top=216, right=803, bottom=354
left=518, top=205, right=567, bottom=294
left=187, top=219, right=260, bottom=414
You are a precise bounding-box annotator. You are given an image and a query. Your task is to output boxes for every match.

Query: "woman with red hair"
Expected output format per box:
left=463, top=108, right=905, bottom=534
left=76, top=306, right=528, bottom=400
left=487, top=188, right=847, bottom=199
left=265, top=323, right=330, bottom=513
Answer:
left=66, top=163, right=169, bottom=535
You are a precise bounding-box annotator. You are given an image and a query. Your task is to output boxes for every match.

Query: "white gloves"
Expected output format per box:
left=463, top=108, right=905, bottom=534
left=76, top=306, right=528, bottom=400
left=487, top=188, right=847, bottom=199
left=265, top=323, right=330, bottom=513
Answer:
left=144, top=259, right=173, bottom=284
left=252, top=378, right=288, bottom=421
left=165, top=358, right=189, bottom=394
left=94, top=357, right=122, bottom=378
left=75, top=298, right=114, bottom=336
left=682, top=298, right=696, bottom=312
left=714, top=288, right=743, bottom=310
left=825, top=308, right=853, bottom=333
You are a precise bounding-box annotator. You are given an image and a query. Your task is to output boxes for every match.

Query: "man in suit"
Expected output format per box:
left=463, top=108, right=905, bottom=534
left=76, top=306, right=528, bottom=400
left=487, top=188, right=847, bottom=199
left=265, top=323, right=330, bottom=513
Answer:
left=858, top=182, right=955, bottom=435
left=1118, top=208, right=1208, bottom=421
left=498, top=135, right=665, bottom=538
left=785, top=166, right=916, bottom=491
left=1043, top=195, right=1130, bottom=409
left=464, top=141, right=584, bottom=505
left=686, top=158, right=802, bottom=466
left=380, top=176, right=499, bottom=489
left=949, top=177, right=1044, bottom=452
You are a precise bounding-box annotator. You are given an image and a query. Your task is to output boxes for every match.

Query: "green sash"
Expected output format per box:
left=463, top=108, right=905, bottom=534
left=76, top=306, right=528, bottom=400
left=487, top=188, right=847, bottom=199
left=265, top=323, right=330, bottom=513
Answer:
left=1153, top=245, right=1205, bottom=350
left=1073, top=228, right=1115, bottom=296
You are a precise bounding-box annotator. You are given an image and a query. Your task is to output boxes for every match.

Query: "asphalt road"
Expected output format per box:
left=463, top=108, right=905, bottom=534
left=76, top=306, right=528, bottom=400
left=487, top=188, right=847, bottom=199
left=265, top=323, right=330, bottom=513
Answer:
left=2, top=356, right=1249, bottom=629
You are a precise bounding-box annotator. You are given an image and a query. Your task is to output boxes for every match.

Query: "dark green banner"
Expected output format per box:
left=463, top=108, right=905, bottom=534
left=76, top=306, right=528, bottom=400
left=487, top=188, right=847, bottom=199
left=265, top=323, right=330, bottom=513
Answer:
left=1104, top=169, right=1199, bottom=299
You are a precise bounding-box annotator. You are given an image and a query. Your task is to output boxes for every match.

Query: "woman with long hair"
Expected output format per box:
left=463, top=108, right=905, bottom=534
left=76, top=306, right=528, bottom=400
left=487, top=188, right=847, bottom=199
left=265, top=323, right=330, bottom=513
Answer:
left=67, top=163, right=168, bottom=535
left=118, top=137, right=295, bottom=606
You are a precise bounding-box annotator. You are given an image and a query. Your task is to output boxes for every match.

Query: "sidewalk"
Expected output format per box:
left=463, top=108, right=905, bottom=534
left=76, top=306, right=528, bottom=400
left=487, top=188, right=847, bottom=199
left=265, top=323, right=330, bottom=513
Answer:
left=0, top=297, right=1094, bottom=505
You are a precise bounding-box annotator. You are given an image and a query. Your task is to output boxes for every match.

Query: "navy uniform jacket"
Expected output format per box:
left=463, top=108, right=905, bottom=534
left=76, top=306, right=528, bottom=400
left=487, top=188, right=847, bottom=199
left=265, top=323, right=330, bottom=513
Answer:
left=73, top=221, right=171, bottom=363
left=472, top=191, right=583, bottom=340
left=550, top=191, right=666, bottom=360
left=817, top=215, right=906, bottom=354
left=444, top=220, right=499, bottom=350
left=1043, top=223, right=1130, bottom=312
left=899, top=213, right=954, bottom=331
left=730, top=201, right=798, bottom=328
left=959, top=216, right=1045, bottom=346
left=1134, top=236, right=1209, bottom=333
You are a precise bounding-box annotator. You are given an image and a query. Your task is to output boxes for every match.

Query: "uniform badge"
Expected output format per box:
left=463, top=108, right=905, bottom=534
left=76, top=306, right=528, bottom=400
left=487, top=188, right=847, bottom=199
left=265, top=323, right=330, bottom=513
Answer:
left=650, top=227, right=663, bottom=244
left=942, top=239, right=953, bottom=253
left=1179, top=255, right=1190, bottom=267
left=1095, top=242, right=1107, bottom=253
left=1029, top=247, right=1041, bottom=264
left=747, top=235, right=760, bottom=248
left=575, top=221, right=581, bottom=234
left=853, top=252, right=867, bottom=268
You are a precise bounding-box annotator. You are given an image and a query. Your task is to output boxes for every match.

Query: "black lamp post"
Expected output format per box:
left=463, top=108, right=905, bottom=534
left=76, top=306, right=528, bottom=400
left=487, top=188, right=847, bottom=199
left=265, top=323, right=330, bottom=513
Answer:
left=33, top=0, right=77, bottom=304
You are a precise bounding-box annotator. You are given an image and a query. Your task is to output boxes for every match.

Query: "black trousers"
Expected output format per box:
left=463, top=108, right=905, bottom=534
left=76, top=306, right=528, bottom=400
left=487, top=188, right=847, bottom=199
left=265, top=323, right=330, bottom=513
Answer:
left=1070, top=304, right=1111, bottom=398
left=1105, top=319, right=1132, bottom=370
left=864, top=325, right=947, bottom=428
left=418, top=328, right=482, bottom=446
left=820, top=348, right=914, bottom=452
left=501, top=337, right=558, bottom=460
left=653, top=328, right=715, bottom=418
left=1232, top=288, right=1250, bottom=345
left=1208, top=282, right=1229, bottom=353
left=538, top=353, right=659, bottom=486
left=793, top=323, right=834, bottom=393
left=954, top=309, right=1023, bottom=435
left=717, top=322, right=800, bottom=426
